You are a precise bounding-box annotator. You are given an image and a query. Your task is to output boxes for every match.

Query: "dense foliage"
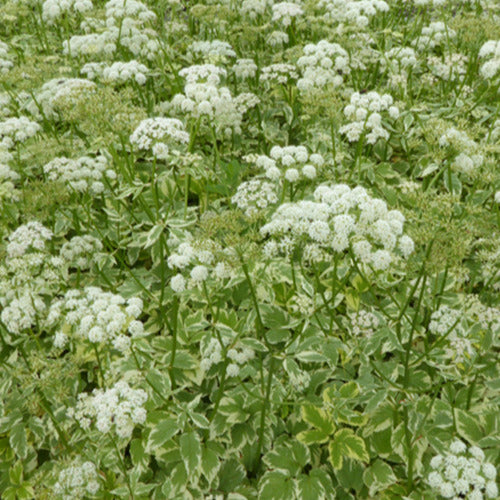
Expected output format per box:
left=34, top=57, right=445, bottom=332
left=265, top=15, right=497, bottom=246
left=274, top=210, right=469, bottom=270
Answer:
left=0, top=0, right=499, bottom=498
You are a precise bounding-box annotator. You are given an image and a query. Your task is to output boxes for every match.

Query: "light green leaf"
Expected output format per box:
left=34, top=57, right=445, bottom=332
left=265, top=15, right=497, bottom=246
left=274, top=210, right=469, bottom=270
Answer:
left=338, top=382, right=359, bottom=399
left=296, top=474, right=326, bottom=500
left=363, top=459, right=397, bottom=496
left=201, top=447, right=219, bottom=482
left=297, top=429, right=331, bottom=445
left=9, top=461, right=23, bottom=486
left=130, top=439, right=149, bottom=471
left=301, top=405, right=335, bottom=435
left=218, top=459, right=246, bottom=493
left=179, top=431, right=202, bottom=475
left=329, top=429, right=369, bottom=470
left=456, top=409, right=483, bottom=444
left=295, top=351, right=327, bottom=363
left=9, top=423, right=27, bottom=459
left=147, top=418, right=179, bottom=451
left=190, top=412, right=210, bottom=429
left=258, top=471, right=295, bottom=500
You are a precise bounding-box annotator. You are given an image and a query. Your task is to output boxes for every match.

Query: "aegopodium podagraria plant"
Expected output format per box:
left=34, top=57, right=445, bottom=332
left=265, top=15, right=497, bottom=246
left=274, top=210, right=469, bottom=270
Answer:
left=168, top=235, right=235, bottom=292
left=46, top=287, right=145, bottom=351
left=68, top=380, right=147, bottom=439
left=130, top=117, right=190, bottom=159
left=52, top=459, right=100, bottom=500
left=2, top=1, right=500, bottom=498
left=339, top=90, right=399, bottom=144
left=245, top=145, right=324, bottom=183
left=0, top=117, right=41, bottom=149
left=43, top=155, right=117, bottom=194
left=260, top=183, right=414, bottom=270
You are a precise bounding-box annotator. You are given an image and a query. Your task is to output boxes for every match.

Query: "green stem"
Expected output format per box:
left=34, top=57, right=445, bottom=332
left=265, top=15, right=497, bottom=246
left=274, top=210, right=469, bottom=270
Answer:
left=254, top=356, right=275, bottom=473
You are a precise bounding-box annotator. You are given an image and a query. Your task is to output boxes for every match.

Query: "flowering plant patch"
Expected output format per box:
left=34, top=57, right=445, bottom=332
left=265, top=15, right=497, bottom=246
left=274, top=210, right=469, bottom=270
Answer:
left=0, top=0, right=498, bottom=498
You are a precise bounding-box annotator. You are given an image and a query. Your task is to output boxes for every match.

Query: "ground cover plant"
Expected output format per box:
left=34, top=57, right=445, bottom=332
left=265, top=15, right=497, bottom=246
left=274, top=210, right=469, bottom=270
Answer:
left=0, top=0, right=499, bottom=498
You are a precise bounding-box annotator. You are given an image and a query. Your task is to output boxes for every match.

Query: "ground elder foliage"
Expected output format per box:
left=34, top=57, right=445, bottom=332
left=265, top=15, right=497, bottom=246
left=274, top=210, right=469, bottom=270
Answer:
left=0, top=0, right=500, bottom=499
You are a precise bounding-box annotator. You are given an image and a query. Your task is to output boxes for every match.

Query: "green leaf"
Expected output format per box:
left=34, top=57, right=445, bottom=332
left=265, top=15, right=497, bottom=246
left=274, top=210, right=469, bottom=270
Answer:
left=9, top=461, right=23, bottom=486
left=295, top=351, right=327, bottom=363
left=363, top=459, right=397, bottom=496
left=130, top=439, right=149, bottom=471
left=190, top=412, right=210, bottom=429
left=218, top=458, right=246, bottom=493
left=329, top=429, right=369, bottom=470
left=267, top=328, right=290, bottom=344
left=301, top=405, right=335, bottom=435
left=201, top=447, right=219, bottom=482
left=456, top=409, right=483, bottom=444
left=364, top=402, right=394, bottom=436
left=147, top=418, right=179, bottom=451
left=296, top=474, right=326, bottom=500
left=179, top=431, right=202, bottom=475
left=443, top=171, right=462, bottom=196
left=264, top=447, right=301, bottom=476
left=338, top=382, right=359, bottom=399
left=297, top=429, right=331, bottom=445
left=258, top=471, right=295, bottom=500
left=9, top=423, right=27, bottom=459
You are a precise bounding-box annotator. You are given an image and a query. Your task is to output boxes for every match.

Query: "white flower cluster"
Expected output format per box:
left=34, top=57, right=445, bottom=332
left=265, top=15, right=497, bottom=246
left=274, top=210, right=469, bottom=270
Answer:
left=260, top=63, right=298, bottom=85
left=42, top=0, right=93, bottom=24
left=439, top=128, right=483, bottom=175
left=130, top=117, right=189, bottom=158
left=43, top=155, right=116, bottom=193
left=429, top=305, right=475, bottom=363
left=105, top=0, right=156, bottom=24
left=0, top=41, right=14, bottom=74
left=0, top=117, right=41, bottom=149
left=339, top=91, right=399, bottom=144
left=200, top=337, right=254, bottom=377
left=232, top=59, right=258, bottom=79
left=189, top=40, right=236, bottom=63
left=428, top=305, right=461, bottom=336
left=318, top=0, right=389, bottom=28
left=429, top=299, right=499, bottom=365
left=59, top=235, right=103, bottom=270
left=27, top=78, right=96, bottom=120
left=0, top=162, right=19, bottom=201
left=168, top=238, right=233, bottom=292
left=428, top=440, right=498, bottom=499
left=479, top=40, right=500, bottom=80
left=0, top=222, right=64, bottom=308
left=267, top=30, right=290, bottom=47
left=427, top=53, right=468, bottom=81
left=249, top=145, right=324, bottom=182
left=464, top=295, right=500, bottom=332
left=260, top=184, right=414, bottom=270
left=271, top=2, right=304, bottom=26
left=297, top=41, right=349, bottom=92
left=68, top=380, right=147, bottom=439
left=53, top=460, right=100, bottom=500
left=240, top=0, right=273, bottom=19
left=6, top=221, right=53, bottom=258
left=350, top=309, right=380, bottom=337
left=82, top=60, right=149, bottom=85
left=171, top=65, right=258, bottom=136
left=383, top=47, right=418, bottom=72
left=46, top=287, right=145, bottom=351
left=232, top=179, right=279, bottom=217
left=179, top=64, right=227, bottom=85
left=413, top=22, right=456, bottom=52
left=1, top=292, right=46, bottom=335
left=63, top=0, right=159, bottom=60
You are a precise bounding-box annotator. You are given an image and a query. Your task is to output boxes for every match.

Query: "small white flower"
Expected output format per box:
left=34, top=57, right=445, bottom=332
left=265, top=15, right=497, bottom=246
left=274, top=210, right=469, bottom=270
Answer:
left=190, top=265, right=209, bottom=283
left=171, top=274, right=186, bottom=293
